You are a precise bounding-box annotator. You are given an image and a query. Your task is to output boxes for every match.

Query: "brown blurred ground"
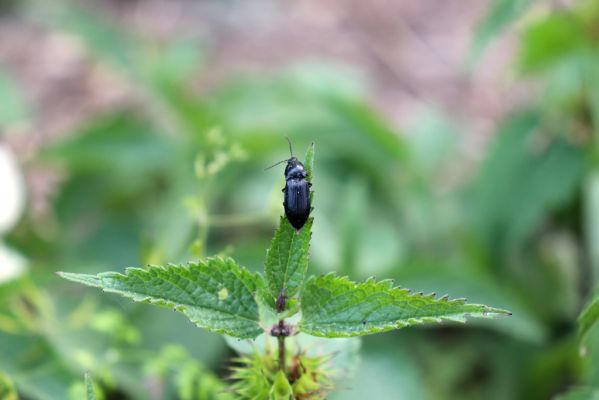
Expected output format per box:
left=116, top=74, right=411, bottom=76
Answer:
left=0, top=0, right=526, bottom=158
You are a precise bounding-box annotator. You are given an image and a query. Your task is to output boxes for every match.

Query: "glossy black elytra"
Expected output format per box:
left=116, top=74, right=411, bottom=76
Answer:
left=266, top=139, right=312, bottom=231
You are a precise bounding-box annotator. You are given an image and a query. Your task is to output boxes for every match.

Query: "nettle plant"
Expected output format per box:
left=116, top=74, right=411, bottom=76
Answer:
left=59, top=143, right=510, bottom=399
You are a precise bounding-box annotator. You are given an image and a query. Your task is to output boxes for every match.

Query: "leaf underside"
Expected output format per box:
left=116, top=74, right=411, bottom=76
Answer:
left=58, top=257, right=263, bottom=339
left=299, top=274, right=511, bottom=338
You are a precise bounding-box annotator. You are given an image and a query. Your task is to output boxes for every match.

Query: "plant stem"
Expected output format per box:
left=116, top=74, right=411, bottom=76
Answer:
left=277, top=320, right=285, bottom=373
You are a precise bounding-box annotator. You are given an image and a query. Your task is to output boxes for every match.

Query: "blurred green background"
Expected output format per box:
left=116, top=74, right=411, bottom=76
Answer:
left=2, top=0, right=599, bottom=399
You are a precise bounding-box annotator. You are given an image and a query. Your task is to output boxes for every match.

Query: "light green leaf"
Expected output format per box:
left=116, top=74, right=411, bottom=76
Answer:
left=270, top=371, right=293, bottom=400
left=145, top=345, right=233, bottom=400
left=58, top=258, right=263, bottom=339
left=299, top=274, right=511, bottom=338
left=84, top=373, right=96, bottom=400
left=0, top=67, right=29, bottom=129
left=470, top=111, right=584, bottom=248
left=304, top=142, right=315, bottom=182
left=469, top=0, right=535, bottom=65
left=579, top=290, right=599, bottom=347
left=0, top=371, right=18, bottom=400
left=265, top=217, right=313, bottom=302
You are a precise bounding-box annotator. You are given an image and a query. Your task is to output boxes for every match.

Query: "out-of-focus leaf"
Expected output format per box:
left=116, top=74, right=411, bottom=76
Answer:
left=393, top=262, right=547, bottom=343
left=469, top=0, right=535, bottom=65
left=585, top=172, right=599, bottom=282
left=470, top=111, right=584, bottom=249
left=145, top=345, right=233, bottom=400
left=45, top=113, right=176, bottom=180
left=84, top=373, right=96, bottom=400
left=0, top=332, right=73, bottom=400
left=579, top=289, right=599, bottom=347
left=0, top=67, right=29, bottom=129
left=330, top=348, right=424, bottom=400
left=519, top=13, right=588, bottom=73
left=556, top=386, right=599, bottom=400
left=0, top=371, right=18, bottom=400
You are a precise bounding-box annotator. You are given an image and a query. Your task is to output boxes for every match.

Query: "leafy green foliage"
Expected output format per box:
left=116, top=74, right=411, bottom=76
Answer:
left=300, top=274, right=510, bottom=337
left=2, top=0, right=555, bottom=396
left=145, top=346, right=233, bottom=400
left=84, top=373, right=96, bottom=400
left=469, top=0, right=535, bottom=64
left=519, top=16, right=586, bottom=73
left=58, top=258, right=263, bottom=339
left=470, top=111, right=584, bottom=250
left=579, top=290, right=599, bottom=347
left=0, top=372, right=18, bottom=400
left=57, top=140, right=510, bottom=397
left=556, top=386, right=599, bottom=400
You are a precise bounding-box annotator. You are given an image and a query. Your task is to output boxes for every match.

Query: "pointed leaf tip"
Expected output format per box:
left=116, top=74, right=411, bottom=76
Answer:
left=85, top=372, right=97, bottom=400
left=300, top=274, right=511, bottom=337
left=58, top=258, right=263, bottom=339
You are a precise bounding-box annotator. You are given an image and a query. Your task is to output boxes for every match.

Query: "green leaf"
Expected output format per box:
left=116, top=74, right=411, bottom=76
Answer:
left=555, top=386, right=599, bottom=400
left=0, top=371, right=18, bottom=400
left=470, top=111, right=584, bottom=249
left=518, top=13, right=588, bottom=73
left=579, top=290, right=599, bottom=347
left=84, top=373, right=96, bottom=400
left=58, top=257, right=263, bottom=339
left=145, top=345, right=233, bottom=400
left=304, top=142, right=315, bottom=182
left=264, top=144, right=315, bottom=303
left=265, top=217, right=313, bottom=302
left=469, top=0, right=535, bottom=65
left=299, top=274, right=511, bottom=338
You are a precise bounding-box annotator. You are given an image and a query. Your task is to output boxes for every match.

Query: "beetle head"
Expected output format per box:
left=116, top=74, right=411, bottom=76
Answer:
left=285, top=157, right=307, bottom=179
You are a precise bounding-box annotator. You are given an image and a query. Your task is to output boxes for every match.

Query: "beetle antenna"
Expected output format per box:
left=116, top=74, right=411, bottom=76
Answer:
left=264, top=159, right=290, bottom=171
left=285, top=136, right=293, bottom=157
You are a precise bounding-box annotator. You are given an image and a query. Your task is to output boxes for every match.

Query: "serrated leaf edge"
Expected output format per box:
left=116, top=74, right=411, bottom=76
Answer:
left=58, top=257, right=263, bottom=339
left=299, top=273, right=511, bottom=338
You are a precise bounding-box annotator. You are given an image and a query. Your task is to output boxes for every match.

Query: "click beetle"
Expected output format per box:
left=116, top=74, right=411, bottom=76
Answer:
left=266, top=138, right=312, bottom=231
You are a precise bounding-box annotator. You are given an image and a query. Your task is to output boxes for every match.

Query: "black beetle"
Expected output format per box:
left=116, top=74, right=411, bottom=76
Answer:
left=266, top=139, right=312, bottom=231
